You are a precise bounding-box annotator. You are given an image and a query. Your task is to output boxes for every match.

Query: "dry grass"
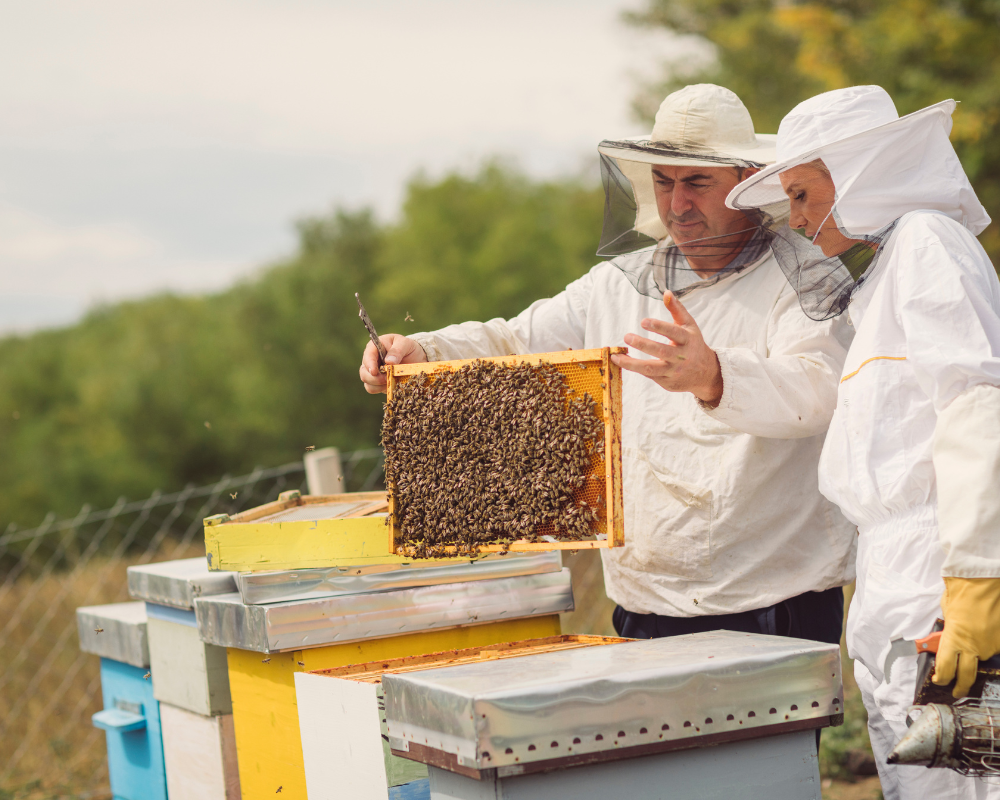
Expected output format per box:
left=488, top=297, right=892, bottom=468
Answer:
left=0, top=541, right=203, bottom=800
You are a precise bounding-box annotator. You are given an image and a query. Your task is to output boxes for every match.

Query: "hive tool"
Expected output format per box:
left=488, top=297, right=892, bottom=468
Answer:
left=883, top=629, right=943, bottom=683
left=356, top=292, right=387, bottom=369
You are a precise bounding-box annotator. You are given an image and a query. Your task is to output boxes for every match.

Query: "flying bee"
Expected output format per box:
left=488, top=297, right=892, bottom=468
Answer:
left=262, top=657, right=271, bottom=664
left=305, top=445, right=315, bottom=451
left=230, top=492, right=238, bottom=499
left=94, top=628, right=104, bottom=634
left=143, top=672, right=151, bottom=681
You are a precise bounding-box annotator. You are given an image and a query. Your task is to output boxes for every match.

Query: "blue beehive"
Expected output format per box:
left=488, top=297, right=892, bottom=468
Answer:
left=77, top=602, right=168, bottom=800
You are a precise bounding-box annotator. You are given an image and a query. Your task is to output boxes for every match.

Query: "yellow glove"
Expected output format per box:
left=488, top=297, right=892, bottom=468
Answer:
left=932, top=577, right=1000, bottom=697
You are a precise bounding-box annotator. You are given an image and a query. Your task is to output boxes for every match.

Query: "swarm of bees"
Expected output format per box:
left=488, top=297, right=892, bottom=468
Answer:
left=383, top=360, right=604, bottom=558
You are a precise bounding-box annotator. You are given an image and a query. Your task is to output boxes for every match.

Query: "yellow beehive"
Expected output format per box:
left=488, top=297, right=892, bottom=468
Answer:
left=203, top=490, right=416, bottom=572
left=386, top=347, right=625, bottom=555
left=228, top=616, right=562, bottom=799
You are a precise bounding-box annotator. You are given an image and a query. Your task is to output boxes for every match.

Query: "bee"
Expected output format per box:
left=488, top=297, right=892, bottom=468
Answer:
left=262, top=657, right=271, bottom=664
left=230, top=492, right=238, bottom=499
left=305, top=445, right=315, bottom=451
left=143, top=672, right=151, bottom=681
left=297, top=661, right=305, bottom=667
left=94, top=628, right=104, bottom=634
left=276, top=787, right=282, bottom=794
left=204, top=421, right=211, bottom=429
left=404, top=313, right=414, bottom=322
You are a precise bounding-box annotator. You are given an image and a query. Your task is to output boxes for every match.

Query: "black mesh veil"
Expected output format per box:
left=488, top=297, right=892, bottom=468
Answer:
left=730, top=169, right=899, bottom=320
left=768, top=215, right=898, bottom=320
left=598, top=153, right=658, bottom=257
left=597, top=151, right=780, bottom=300
left=597, top=146, right=898, bottom=318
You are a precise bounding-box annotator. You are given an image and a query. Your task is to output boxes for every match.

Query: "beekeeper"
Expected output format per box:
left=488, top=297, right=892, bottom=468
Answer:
left=727, top=84, right=1000, bottom=799
left=361, top=84, right=857, bottom=646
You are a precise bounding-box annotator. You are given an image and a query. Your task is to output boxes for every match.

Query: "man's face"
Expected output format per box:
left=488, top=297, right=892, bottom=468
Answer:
left=651, top=164, right=757, bottom=260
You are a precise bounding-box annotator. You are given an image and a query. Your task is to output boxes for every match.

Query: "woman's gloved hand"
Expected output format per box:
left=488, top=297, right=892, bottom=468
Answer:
left=932, top=577, right=1000, bottom=697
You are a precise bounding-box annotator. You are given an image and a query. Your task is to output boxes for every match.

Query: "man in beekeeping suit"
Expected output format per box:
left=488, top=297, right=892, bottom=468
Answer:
left=360, top=84, right=856, bottom=647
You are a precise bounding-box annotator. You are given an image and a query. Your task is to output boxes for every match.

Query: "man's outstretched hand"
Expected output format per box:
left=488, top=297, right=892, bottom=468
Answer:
left=611, top=291, right=723, bottom=406
left=359, top=334, right=428, bottom=394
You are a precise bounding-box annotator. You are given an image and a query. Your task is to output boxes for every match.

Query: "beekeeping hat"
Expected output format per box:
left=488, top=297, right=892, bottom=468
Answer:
left=727, top=85, right=989, bottom=235
left=725, top=85, right=991, bottom=320
left=597, top=83, right=777, bottom=255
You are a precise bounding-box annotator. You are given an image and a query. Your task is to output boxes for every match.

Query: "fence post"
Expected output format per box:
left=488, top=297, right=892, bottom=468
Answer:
left=304, top=448, right=344, bottom=495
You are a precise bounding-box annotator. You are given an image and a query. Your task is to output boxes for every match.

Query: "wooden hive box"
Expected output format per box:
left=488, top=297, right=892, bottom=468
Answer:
left=295, top=635, right=629, bottom=800
left=386, top=347, right=625, bottom=556
left=203, top=490, right=471, bottom=572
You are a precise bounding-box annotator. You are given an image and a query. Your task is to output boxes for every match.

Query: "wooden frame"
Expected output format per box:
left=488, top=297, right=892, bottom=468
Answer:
left=386, top=347, right=625, bottom=555
left=310, top=635, right=630, bottom=683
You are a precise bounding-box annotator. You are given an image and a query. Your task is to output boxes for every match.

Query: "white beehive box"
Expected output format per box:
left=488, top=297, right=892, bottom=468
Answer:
left=128, top=558, right=235, bottom=717
left=160, top=703, right=240, bottom=800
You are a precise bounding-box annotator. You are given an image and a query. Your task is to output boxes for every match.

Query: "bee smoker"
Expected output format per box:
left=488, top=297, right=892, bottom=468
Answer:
left=887, top=618, right=1000, bottom=779
left=888, top=699, right=1000, bottom=779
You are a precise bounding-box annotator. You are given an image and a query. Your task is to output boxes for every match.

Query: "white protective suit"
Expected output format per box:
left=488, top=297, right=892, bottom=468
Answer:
left=410, top=249, right=857, bottom=617
left=728, top=85, right=1000, bottom=799
left=827, top=211, right=1000, bottom=799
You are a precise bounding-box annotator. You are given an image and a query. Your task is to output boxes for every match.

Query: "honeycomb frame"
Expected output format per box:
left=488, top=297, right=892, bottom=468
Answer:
left=385, top=347, right=625, bottom=555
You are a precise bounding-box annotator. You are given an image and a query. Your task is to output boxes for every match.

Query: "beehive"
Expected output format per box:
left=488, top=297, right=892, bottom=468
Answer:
left=386, top=347, right=625, bottom=555
left=295, top=636, right=628, bottom=800
left=203, top=490, right=471, bottom=571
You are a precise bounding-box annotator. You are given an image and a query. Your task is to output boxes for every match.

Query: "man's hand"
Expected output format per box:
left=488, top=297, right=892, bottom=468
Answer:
left=359, top=334, right=427, bottom=394
left=611, top=291, right=724, bottom=406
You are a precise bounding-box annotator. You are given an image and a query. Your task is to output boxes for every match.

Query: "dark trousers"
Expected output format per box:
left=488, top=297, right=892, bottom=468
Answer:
left=612, top=587, right=845, bottom=751
left=612, top=586, right=844, bottom=646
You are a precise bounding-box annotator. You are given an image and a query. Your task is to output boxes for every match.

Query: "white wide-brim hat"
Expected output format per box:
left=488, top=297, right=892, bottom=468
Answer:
left=598, top=84, right=777, bottom=242
left=726, top=85, right=990, bottom=237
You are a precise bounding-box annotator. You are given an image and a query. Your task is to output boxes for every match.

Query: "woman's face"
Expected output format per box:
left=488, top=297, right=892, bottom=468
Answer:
left=779, top=163, right=857, bottom=257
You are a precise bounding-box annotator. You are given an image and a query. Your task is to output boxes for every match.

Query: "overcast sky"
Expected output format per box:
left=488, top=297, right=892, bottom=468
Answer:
left=0, top=0, right=701, bottom=333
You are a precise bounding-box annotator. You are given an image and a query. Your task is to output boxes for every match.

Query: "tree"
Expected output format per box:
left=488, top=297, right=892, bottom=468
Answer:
left=626, top=0, right=1000, bottom=259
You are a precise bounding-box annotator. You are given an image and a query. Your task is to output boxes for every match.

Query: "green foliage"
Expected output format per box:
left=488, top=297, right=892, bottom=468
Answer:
left=627, top=0, right=1000, bottom=259
left=0, top=165, right=603, bottom=530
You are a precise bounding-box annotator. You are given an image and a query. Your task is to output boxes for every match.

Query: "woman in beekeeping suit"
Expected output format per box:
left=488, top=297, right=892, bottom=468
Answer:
left=727, top=85, right=1000, bottom=799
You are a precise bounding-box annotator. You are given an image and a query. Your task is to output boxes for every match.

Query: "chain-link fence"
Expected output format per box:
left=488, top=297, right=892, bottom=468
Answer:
left=0, top=449, right=386, bottom=800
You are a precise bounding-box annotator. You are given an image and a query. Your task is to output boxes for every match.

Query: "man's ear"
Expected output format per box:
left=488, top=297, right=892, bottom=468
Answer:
left=742, top=167, right=760, bottom=179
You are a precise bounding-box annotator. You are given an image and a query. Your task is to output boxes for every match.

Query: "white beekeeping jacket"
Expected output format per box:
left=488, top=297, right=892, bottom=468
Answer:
left=410, top=252, right=856, bottom=617
left=820, top=211, right=1000, bottom=571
